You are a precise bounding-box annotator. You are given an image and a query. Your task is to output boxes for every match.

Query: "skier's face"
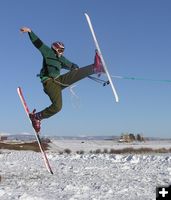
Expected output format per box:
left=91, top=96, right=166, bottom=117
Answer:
left=56, top=48, right=64, bottom=57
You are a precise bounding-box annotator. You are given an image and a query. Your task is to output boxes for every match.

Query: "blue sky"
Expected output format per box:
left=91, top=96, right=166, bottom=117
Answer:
left=1, top=0, right=171, bottom=137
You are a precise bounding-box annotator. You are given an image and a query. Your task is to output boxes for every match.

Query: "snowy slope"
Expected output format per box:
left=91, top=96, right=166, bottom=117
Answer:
left=0, top=140, right=171, bottom=200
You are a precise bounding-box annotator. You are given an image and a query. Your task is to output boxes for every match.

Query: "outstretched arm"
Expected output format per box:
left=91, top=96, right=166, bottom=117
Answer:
left=20, top=27, right=50, bottom=55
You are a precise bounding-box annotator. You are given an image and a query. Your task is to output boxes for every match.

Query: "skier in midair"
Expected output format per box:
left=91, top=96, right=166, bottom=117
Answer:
left=20, top=27, right=104, bottom=133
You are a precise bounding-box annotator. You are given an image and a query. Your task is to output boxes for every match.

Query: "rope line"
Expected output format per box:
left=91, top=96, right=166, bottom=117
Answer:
left=111, top=75, right=171, bottom=83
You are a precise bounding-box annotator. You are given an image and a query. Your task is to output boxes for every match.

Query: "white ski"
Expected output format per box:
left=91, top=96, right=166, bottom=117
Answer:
left=17, top=87, right=53, bottom=174
left=84, top=13, right=119, bottom=102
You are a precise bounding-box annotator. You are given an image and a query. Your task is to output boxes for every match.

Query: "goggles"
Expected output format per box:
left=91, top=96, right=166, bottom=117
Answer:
left=57, top=48, right=64, bottom=53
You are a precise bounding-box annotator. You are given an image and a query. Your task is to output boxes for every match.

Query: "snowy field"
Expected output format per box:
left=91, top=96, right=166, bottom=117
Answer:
left=0, top=139, right=171, bottom=200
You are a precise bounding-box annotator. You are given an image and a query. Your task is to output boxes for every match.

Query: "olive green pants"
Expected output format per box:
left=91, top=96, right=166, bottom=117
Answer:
left=41, top=65, right=94, bottom=119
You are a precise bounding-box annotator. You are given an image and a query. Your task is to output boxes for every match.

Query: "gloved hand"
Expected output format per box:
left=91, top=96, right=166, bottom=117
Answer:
left=71, top=63, right=79, bottom=70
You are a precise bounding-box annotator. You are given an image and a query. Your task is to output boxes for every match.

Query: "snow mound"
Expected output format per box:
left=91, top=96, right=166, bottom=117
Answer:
left=0, top=149, right=171, bottom=199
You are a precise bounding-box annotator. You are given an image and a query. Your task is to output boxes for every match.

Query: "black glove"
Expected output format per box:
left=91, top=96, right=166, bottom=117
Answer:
left=71, top=63, right=79, bottom=70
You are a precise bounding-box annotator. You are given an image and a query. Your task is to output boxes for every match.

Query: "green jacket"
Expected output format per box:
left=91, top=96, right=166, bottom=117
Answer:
left=28, top=31, right=74, bottom=82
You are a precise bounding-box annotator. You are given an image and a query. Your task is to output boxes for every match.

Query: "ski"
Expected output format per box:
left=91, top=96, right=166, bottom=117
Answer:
left=17, top=87, right=53, bottom=174
left=84, top=13, right=119, bottom=103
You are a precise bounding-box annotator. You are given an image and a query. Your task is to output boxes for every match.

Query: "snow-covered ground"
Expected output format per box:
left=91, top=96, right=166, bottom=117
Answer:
left=0, top=139, right=171, bottom=200
left=50, top=138, right=171, bottom=152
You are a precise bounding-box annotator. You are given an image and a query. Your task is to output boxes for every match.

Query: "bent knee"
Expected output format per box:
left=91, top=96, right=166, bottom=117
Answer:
left=53, top=102, right=62, bottom=114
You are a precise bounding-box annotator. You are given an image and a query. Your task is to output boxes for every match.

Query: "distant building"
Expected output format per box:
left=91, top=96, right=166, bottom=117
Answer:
left=0, top=136, right=8, bottom=141
left=118, top=133, right=145, bottom=143
left=119, top=134, right=131, bottom=143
